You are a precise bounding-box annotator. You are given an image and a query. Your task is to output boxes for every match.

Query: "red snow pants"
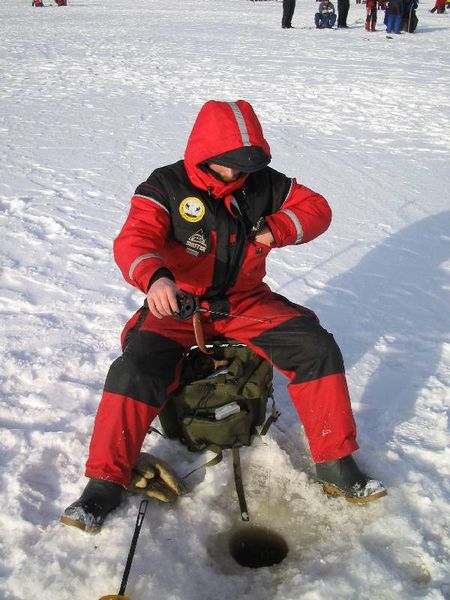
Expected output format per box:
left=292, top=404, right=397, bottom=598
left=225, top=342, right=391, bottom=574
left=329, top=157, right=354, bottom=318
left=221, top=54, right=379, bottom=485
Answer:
left=85, top=285, right=358, bottom=487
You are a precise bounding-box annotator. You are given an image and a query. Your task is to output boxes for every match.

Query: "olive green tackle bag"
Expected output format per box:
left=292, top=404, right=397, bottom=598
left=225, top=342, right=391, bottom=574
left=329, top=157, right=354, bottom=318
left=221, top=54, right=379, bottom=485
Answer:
left=157, top=341, right=279, bottom=520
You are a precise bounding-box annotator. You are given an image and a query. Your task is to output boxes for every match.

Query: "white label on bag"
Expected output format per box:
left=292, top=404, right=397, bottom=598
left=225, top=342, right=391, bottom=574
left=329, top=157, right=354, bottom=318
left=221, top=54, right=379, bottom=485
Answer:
left=214, top=402, right=241, bottom=420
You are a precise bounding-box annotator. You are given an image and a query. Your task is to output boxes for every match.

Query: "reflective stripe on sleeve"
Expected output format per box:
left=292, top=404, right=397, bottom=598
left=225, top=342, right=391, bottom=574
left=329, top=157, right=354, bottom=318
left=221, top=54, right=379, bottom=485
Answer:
left=281, top=209, right=303, bottom=244
left=129, top=253, right=163, bottom=280
left=133, top=195, right=170, bottom=214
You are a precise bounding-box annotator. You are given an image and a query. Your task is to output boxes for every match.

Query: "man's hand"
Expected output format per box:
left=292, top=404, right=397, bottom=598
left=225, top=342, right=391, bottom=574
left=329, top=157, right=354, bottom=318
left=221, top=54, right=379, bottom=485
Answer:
left=147, top=277, right=179, bottom=319
left=254, top=224, right=275, bottom=247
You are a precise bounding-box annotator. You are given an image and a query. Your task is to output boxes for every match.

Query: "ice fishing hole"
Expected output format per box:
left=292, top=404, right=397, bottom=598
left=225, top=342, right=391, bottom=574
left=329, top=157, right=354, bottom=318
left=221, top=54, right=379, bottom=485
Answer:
left=229, top=525, right=288, bottom=568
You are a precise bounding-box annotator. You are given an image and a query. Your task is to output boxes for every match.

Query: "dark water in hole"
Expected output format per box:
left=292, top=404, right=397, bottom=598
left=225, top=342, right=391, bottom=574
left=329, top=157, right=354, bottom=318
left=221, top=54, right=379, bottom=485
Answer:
left=229, top=525, right=289, bottom=568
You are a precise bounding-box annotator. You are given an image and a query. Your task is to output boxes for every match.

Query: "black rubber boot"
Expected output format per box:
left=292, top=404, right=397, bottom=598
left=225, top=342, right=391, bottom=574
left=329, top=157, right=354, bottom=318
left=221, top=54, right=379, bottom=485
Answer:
left=316, top=455, right=387, bottom=503
left=60, top=478, right=124, bottom=533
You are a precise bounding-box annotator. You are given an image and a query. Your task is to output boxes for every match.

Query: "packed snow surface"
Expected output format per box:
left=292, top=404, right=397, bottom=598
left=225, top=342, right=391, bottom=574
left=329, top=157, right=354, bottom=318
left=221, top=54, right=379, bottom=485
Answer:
left=1, top=0, right=449, bottom=599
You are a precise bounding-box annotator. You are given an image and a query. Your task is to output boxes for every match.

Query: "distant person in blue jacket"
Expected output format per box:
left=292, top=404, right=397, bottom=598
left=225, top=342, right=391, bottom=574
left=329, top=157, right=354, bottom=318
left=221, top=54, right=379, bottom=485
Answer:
left=385, top=0, right=404, bottom=33
left=315, top=0, right=337, bottom=27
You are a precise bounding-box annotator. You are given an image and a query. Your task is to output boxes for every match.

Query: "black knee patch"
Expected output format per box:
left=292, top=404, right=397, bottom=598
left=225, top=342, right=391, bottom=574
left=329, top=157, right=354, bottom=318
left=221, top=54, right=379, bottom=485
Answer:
left=104, top=331, right=184, bottom=406
left=250, top=317, right=344, bottom=383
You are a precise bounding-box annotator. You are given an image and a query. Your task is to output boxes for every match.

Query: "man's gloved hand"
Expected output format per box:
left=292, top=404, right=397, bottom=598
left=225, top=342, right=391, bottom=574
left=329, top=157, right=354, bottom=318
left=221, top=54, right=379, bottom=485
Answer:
left=128, top=452, right=187, bottom=503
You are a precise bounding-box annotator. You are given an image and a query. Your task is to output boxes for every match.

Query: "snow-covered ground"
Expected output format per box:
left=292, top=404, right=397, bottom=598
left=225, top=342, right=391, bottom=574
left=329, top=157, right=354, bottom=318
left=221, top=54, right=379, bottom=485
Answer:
left=1, top=0, right=449, bottom=598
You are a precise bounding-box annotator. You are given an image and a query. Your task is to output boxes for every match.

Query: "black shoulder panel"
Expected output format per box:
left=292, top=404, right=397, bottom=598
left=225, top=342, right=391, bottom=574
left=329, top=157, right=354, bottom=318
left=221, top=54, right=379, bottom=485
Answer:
left=235, top=167, right=293, bottom=226
left=266, top=167, right=293, bottom=211
left=134, top=161, right=187, bottom=211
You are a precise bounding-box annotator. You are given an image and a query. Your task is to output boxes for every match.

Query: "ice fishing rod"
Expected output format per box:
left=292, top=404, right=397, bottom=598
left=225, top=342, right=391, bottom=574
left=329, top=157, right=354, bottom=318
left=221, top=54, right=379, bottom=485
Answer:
left=174, top=291, right=272, bottom=324
left=99, top=499, right=148, bottom=600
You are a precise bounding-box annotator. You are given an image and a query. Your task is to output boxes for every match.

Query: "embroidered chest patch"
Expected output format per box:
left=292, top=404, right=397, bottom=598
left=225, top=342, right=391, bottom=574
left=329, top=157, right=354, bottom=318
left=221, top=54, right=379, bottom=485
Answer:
left=179, top=197, right=205, bottom=223
left=186, top=229, right=210, bottom=256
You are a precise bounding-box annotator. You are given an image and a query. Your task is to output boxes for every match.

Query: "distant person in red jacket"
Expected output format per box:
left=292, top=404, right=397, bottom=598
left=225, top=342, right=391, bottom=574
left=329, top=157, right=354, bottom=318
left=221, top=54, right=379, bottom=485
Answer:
left=60, top=99, right=387, bottom=532
left=365, top=0, right=378, bottom=30
left=430, top=0, right=446, bottom=12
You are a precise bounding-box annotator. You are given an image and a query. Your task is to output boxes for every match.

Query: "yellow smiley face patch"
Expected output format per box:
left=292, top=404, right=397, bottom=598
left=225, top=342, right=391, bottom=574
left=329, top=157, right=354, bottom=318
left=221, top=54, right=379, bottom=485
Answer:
left=179, top=197, right=205, bottom=223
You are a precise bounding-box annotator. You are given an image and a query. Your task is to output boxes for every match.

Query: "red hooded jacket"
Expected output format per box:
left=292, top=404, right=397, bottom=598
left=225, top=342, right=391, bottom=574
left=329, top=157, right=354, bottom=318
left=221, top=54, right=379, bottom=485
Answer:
left=113, top=100, right=332, bottom=307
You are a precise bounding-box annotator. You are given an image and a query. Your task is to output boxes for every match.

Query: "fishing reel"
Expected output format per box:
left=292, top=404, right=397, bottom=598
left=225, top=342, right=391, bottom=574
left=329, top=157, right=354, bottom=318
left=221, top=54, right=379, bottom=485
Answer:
left=173, top=291, right=198, bottom=320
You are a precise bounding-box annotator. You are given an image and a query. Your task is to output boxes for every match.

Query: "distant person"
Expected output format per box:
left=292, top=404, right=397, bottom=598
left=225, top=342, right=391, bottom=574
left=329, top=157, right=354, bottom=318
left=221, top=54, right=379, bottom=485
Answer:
left=365, top=0, right=378, bottom=30
left=55, top=0, right=67, bottom=5
left=315, top=0, right=337, bottom=27
left=32, top=0, right=44, bottom=5
left=385, top=0, right=404, bottom=32
left=430, top=0, right=446, bottom=12
left=403, top=0, right=418, bottom=31
left=337, top=0, right=350, bottom=27
left=282, top=0, right=296, bottom=28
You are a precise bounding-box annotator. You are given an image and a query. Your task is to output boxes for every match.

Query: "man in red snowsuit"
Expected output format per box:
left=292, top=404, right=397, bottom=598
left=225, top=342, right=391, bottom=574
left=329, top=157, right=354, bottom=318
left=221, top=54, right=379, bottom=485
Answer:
left=62, top=100, right=386, bottom=532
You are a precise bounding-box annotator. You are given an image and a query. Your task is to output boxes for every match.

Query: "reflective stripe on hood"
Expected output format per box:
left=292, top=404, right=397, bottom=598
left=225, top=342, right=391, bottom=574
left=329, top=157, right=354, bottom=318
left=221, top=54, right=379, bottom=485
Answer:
left=184, top=100, right=271, bottom=197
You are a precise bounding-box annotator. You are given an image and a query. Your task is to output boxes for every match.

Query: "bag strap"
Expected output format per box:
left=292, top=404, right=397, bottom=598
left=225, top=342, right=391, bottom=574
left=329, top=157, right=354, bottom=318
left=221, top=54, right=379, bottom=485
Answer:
left=232, top=446, right=249, bottom=522
left=230, top=397, right=280, bottom=522
left=182, top=451, right=224, bottom=480
left=181, top=447, right=249, bottom=522
left=260, top=396, right=280, bottom=436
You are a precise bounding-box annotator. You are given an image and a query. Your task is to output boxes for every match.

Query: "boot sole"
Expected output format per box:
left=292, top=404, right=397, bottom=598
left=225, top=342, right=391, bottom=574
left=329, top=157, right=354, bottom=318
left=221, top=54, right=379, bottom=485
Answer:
left=60, top=514, right=101, bottom=533
left=322, top=483, right=387, bottom=503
